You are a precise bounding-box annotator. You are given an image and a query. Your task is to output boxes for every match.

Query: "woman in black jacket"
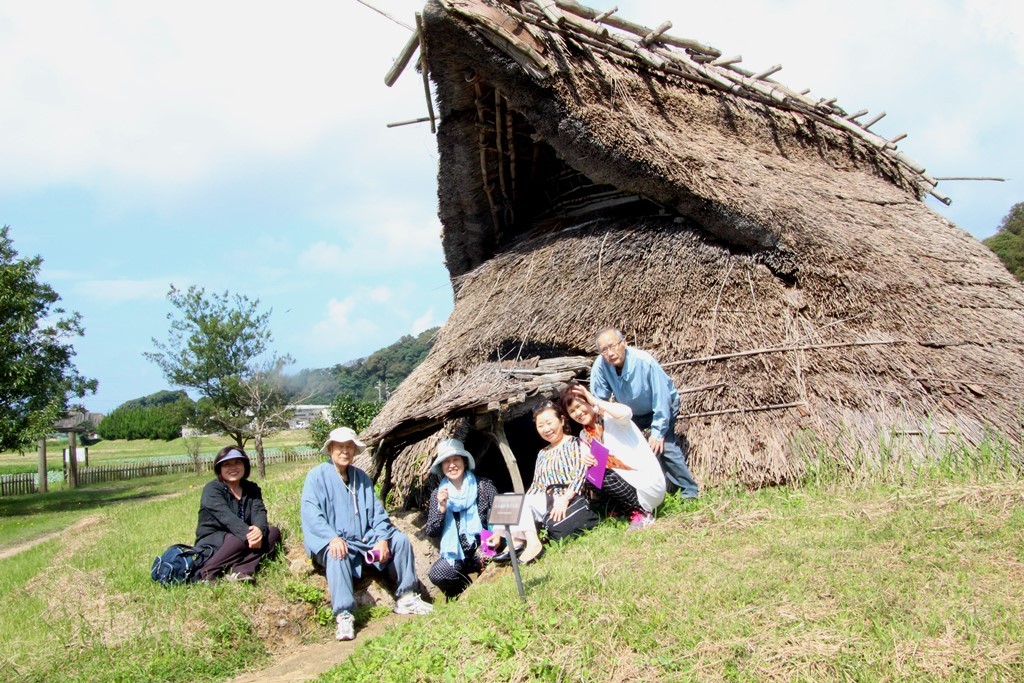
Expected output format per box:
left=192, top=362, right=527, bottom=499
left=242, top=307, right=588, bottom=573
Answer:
left=194, top=447, right=281, bottom=582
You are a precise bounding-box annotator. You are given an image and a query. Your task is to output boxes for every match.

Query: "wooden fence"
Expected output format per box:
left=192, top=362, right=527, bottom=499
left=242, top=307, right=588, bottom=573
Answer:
left=0, top=448, right=322, bottom=497
left=0, top=473, right=38, bottom=496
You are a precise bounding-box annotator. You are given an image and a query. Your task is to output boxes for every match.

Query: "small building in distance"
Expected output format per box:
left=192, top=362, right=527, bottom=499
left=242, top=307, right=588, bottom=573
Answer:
left=287, top=405, right=329, bottom=430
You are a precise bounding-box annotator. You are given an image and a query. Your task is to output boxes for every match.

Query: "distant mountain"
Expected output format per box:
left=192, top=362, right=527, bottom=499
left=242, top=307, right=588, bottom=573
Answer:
left=284, top=327, right=439, bottom=403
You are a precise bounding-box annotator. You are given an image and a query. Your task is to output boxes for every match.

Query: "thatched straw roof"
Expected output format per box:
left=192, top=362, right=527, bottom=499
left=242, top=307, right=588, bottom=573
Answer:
left=361, top=0, right=1024, bottom=505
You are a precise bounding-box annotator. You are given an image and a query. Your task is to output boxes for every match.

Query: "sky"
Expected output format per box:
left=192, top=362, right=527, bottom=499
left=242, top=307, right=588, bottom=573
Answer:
left=1, top=0, right=1021, bottom=414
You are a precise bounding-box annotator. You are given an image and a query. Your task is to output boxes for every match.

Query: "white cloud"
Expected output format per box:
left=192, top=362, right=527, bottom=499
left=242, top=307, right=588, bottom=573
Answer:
left=411, top=307, right=438, bottom=335
left=298, top=241, right=348, bottom=272
left=74, top=278, right=171, bottom=303
left=0, top=0, right=428, bottom=192
left=307, top=294, right=380, bottom=353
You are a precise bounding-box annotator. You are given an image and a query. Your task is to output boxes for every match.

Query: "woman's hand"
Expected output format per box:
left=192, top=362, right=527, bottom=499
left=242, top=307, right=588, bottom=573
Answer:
left=328, top=536, right=349, bottom=560
left=372, top=539, right=391, bottom=564
left=549, top=493, right=571, bottom=522
left=581, top=446, right=597, bottom=468
left=437, top=487, right=449, bottom=514
left=577, top=385, right=599, bottom=406
left=246, top=525, right=264, bottom=549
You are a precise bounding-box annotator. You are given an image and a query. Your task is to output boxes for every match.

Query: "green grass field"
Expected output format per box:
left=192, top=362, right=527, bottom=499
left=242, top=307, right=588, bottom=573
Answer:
left=1, top=438, right=1022, bottom=682
left=0, top=430, right=314, bottom=475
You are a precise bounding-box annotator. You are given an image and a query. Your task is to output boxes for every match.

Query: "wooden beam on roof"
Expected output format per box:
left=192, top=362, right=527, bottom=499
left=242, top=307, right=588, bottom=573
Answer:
left=384, top=29, right=421, bottom=87
left=535, top=0, right=566, bottom=25
left=386, top=116, right=431, bottom=128
left=711, top=54, right=742, bottom=67
left=640, top=20, right=672, bottom=47
left=554, top=0, right=720, bottom=56
left=862, top=111, right=886, bottom=129
left=355, top=0, right=414, bottom=31
left=414, top=13, right=437, bottom=134
left=751, top=64, right=782, bottom=82
left=933, top=176, right=1006, bottom=182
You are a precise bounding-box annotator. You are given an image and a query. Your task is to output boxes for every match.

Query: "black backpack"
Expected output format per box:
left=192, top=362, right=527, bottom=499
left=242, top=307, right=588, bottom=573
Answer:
left=151, top=544, right=202, bottom=585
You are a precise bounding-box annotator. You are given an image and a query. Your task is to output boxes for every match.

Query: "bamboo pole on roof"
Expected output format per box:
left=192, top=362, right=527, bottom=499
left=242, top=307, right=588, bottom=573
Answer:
left=561, top=10, right=608, bottom=38
left=641, top=20, right=672, bottom=47
left=494, top=90, right=511, bottom=216
left=356, top=0, right=414, bottom=30
left=535, top=0, right=566, bottom=25
left=554, top=0, right=720, bottom=56
left=491, top=0, right=939, bottom=199
left=385, top=29, right=421, bottom=87
left=474, top=81, right=503, bottom=239
left=934, top=177, right=1006, bottom=182
left=593, top=6, right=617, bottom=22
left=751, top=64, right=782, bottom=81
left=681, top=401, right=806, bottom=420
left=415, top=13, right=437, bottom=134
left=711, top=54, right=742, bottom=67
left=863, top=111, right=886, bottom=129
left=663, top=338, right=907, bottom=368
left=386, top=116, right=431, bottom=128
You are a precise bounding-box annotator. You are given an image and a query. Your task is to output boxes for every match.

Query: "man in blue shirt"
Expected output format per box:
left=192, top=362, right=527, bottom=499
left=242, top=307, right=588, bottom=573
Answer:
left=590, top=327, right=699, bottom=498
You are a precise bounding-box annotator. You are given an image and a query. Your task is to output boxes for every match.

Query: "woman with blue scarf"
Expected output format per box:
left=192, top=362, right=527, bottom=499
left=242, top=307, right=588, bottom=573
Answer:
left=424, top=438, right=497, bottom=598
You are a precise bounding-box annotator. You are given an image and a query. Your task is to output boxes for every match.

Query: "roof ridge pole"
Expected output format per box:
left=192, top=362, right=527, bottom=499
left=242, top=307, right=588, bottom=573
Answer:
left=592, top=6, right=618, bottom=22
left=554, top=0, right=721, bottom=56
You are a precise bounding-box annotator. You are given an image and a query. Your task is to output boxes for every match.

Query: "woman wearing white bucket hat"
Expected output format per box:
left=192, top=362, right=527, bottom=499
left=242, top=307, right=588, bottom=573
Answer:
left=423, top=438, right=497, bottom=598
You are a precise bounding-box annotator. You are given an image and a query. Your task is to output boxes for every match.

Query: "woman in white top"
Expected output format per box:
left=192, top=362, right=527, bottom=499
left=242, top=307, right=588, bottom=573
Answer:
left=559, top=382, right=666, bottom=530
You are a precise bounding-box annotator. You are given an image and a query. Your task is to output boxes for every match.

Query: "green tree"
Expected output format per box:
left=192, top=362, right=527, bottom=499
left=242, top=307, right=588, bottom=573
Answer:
left=97, top=390, right=195, bottom=441
left=145, top=285, right=294, bottom=477
left=983, top=202, right=1024, bottom=281
left=308, top=394, right=384, bottom=450
left=284, top=327, right=438, bottom=402
left=0, top=226, right=97, bottom=451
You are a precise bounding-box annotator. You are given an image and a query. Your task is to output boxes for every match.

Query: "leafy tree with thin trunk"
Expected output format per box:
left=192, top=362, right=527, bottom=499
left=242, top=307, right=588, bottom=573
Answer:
left=0, top=226, right=97, bottom=451
left=983, top=202, right=1024, bottom=281
left=145, top=285, right=294, bottom=477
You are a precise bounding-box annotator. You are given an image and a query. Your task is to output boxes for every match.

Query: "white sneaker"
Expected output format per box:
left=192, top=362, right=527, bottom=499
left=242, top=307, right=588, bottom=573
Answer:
left=394, top=592, right=433, bottom=615
left=335, top=611, right=355, bottom=641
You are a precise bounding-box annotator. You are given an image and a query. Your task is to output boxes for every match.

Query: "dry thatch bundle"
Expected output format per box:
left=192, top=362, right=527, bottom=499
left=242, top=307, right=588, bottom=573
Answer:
left=360, top=0, right=1024, bottom=507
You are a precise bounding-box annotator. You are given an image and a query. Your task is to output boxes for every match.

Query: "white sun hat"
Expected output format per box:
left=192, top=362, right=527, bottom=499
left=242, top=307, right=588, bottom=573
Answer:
left=429, top=438, right=475, bottom=477
left=320, top=426, right=367, bottom=456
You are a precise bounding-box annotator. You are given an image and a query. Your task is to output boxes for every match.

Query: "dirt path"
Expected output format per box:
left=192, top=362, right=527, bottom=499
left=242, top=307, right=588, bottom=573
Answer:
left=0, top=515, right=102, bottom=561
left=229, top=614, right=415, bottom=683
left=0, top=491, right=183, bottom=562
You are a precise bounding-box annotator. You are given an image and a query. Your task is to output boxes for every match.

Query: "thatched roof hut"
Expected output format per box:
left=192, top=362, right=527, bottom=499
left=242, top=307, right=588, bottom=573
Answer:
left=361, top=0, right=1024, bottom=506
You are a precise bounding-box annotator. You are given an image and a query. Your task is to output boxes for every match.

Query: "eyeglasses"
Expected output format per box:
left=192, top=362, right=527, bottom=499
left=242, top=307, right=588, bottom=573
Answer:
left=598, top=340, right=624, bottom=355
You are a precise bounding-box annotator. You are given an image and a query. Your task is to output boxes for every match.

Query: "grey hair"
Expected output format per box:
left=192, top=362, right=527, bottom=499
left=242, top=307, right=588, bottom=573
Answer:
left=594, top=327, right=625, bottom=346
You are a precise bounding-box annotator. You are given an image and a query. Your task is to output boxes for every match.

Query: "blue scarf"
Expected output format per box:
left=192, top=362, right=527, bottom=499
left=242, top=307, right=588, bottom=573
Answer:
left=439, top=472, right=481, bottom=564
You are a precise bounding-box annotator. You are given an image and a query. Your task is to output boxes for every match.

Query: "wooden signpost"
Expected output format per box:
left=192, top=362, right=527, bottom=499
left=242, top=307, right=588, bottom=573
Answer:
left=488, top=493, right=527, bottom=599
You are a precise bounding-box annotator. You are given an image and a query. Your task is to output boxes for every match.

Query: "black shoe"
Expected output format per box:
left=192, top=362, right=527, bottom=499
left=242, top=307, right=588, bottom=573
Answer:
left=492, top=544, right=525, bottom=564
